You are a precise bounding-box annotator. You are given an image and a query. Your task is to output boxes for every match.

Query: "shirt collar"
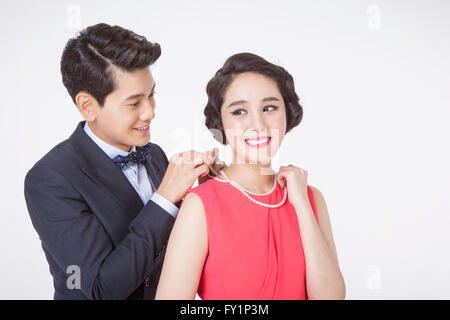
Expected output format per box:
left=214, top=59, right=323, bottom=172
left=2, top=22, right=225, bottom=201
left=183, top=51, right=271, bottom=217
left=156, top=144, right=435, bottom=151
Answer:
left=83, top=122, right=136, bottom=160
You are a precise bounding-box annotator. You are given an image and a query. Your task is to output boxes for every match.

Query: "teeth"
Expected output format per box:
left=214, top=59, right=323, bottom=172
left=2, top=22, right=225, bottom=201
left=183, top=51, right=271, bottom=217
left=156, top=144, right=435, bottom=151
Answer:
left=246, top=137, right=270, bottom=145
left=136, top=126, right=149, bottom=130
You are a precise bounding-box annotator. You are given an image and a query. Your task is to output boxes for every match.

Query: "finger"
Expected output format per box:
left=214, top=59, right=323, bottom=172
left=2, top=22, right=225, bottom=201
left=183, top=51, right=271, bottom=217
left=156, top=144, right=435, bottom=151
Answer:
left=206, top=149, right=223, bottom=166
left=214, top=155, right=225, bottom=165
left=209, top=148, right=219, bottom=163
left=170, top=153, right=182, bottom=165
left=180, top=150, right=192, bottom=164
left=278, top=178, right=286, bottom=188
left=194, top=164, right=210, bottom=177
left=200, top=170, right=209, bottom=177
left=184, top=151, right=204, bottom=166
left=203, top=151, right=215, bottom=165
left=213, top=152, right=225, bottom=165
left=211, top=147, right=220, bottom=157
left=277, top=173, right=286, bottom=188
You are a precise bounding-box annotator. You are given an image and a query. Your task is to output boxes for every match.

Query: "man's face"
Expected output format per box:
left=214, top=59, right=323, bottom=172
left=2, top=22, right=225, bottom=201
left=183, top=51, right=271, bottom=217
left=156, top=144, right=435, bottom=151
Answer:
left=89, top=66, right=156, bottom=151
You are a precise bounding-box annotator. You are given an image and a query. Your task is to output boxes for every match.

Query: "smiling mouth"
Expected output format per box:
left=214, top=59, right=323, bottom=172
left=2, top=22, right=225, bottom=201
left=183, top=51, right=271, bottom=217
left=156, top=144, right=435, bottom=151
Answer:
left=135, top=125, right=149, bottom=133
left=245, top=136, right=271, bottom=148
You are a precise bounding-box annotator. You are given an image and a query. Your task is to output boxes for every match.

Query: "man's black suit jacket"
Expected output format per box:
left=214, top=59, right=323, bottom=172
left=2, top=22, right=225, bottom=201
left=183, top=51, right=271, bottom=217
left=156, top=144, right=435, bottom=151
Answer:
left=24, top=121, right=180, bottom=299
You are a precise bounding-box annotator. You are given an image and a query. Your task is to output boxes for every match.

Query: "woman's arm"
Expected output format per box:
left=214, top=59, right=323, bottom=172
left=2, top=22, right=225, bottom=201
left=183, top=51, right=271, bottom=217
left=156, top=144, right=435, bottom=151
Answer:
left=295, top=186, right=346, bottom=300
left=155, top=192, right=208, bottom=300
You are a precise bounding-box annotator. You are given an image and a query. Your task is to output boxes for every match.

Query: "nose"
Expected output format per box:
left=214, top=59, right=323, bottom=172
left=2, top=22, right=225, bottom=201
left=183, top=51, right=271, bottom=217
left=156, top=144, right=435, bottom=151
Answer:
left=248, top=110, right=267, bottom=134
left=140, top=98, right=155, bottom=121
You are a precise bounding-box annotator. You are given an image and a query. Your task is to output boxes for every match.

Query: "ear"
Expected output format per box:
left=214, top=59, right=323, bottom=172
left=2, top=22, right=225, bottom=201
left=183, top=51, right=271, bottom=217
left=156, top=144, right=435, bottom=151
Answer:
left=75, top=91, right=98, bottom=121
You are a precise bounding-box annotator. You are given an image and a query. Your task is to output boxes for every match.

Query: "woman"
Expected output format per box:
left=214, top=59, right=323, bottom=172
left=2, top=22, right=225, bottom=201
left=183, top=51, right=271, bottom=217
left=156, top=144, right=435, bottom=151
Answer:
left=155, top=53, right=345, bottom=300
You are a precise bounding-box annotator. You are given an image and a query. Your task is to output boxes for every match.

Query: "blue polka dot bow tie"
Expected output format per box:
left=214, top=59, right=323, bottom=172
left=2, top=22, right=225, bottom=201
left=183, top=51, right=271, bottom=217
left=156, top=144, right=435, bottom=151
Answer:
left=112, top=143, right=151, bottom=169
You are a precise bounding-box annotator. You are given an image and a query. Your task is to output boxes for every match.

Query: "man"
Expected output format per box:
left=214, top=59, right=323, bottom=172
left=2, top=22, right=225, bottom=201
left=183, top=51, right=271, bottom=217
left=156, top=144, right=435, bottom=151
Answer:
left=24, top=23, right=222, bottom=299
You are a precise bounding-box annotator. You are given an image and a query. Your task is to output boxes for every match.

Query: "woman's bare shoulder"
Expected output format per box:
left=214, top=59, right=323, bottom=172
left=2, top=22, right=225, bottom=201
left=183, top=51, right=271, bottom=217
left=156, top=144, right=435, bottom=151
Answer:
left=182, top=191, right=204, bottom=209
left=178, top=191, right=207, bottom=223
left=181, top=178, right=217, bottom=207
left=308, top=185, right=326, bottom=209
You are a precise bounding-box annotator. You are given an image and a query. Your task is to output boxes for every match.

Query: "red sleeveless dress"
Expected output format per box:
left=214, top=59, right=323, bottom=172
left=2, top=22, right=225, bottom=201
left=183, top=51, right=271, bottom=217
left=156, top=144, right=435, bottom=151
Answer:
left=183, top=176, right=319, bottom=300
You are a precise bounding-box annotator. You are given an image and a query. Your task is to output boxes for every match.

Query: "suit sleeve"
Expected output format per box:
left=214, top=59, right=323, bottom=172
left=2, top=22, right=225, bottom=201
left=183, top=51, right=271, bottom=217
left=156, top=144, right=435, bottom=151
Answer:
left=24, top=164, right=175, bottom=300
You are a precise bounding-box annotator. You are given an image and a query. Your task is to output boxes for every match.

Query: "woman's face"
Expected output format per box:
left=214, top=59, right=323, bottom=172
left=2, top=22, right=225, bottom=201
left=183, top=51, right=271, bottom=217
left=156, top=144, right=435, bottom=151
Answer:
left=220, top=72, right=287, bottom=165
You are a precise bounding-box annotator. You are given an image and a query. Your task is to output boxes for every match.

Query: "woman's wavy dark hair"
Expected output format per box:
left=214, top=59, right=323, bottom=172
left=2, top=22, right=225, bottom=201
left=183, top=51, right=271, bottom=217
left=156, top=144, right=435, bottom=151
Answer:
left=61, top=23, right=161, bottom=106
left=204, top=52, right=303, bottom=144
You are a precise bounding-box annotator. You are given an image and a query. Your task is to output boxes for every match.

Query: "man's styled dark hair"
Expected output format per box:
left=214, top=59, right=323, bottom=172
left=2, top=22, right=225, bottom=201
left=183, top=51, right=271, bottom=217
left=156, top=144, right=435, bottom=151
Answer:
left=204, top=52, right=303, bottom=144
left=61, top=23, right=161, bottom=106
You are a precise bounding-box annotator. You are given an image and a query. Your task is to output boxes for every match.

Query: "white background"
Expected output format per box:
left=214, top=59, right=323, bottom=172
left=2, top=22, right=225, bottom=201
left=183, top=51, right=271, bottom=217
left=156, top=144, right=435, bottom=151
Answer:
left=1, top=0, right=449, bottom=299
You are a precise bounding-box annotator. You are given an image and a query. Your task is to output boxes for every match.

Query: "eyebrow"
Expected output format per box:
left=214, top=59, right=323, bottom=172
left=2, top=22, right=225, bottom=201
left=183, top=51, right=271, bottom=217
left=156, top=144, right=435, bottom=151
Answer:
left=124, top=83, right=156, bottom=101
left=226, top=96, right=280, bottom=108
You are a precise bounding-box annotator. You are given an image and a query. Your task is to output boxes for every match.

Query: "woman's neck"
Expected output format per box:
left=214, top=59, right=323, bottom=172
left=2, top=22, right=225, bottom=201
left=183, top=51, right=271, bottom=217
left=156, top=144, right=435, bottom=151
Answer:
left=221, top=163, right=276, bottom=194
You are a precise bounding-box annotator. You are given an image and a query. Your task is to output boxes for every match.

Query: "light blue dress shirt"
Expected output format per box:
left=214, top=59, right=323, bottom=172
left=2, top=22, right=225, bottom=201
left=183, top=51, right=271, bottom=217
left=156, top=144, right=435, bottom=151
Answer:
left=84, top=122, right=179, bottom=218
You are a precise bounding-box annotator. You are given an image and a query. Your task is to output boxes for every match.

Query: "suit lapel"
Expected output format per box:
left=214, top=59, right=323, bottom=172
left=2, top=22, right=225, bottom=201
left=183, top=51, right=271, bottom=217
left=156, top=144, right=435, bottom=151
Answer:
left=70, top=121, right=144, bottom=218
left=84, top=163, right=144, bottom=219
left=144, top=154, right=162, bottom=193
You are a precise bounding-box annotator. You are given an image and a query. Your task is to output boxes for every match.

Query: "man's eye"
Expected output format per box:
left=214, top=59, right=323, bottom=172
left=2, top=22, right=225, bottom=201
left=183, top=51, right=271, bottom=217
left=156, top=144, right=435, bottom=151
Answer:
left=129, top=101, right=139, bottom=107
left=231, top=109, right=246, bottom=116
left=149, top=91, right=155, bottom=98
left=263, top=105, right=278, bottom=112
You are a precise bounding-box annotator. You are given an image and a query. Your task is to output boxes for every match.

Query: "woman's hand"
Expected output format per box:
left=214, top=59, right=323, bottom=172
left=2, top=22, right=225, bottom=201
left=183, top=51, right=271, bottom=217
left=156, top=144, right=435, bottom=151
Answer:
left=277, top=165, right=309, bottom=207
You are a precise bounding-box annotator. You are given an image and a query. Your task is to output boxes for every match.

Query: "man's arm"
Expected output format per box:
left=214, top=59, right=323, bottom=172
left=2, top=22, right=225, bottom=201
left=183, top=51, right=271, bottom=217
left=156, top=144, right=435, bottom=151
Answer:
left=24, top=164, right=174, bottom=300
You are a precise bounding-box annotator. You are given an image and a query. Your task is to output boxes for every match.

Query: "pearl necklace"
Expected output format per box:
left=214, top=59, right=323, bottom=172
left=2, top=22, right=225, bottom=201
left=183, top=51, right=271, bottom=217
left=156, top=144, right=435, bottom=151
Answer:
left=208, top=166, right=287, bottom=208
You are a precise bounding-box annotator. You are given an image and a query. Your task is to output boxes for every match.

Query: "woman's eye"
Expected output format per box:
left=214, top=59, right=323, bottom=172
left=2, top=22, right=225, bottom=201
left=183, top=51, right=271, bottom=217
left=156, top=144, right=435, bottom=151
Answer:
left=231, top=109, right=246, bottom=116
left=263, top=105, right=278, bottom=112
left=129, top=101, right=139, bottom=107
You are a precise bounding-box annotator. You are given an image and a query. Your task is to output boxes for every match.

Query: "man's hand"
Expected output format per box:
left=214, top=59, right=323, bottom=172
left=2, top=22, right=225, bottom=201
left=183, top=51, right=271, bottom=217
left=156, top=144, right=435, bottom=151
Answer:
left=156, top=148, right=221, bottom=204
left=198, top=147, right=225, bottom=185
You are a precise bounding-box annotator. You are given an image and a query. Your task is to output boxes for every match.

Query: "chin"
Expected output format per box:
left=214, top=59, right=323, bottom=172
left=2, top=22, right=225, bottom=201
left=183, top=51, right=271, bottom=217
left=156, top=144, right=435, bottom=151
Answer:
left=135, top=140, right=150, bottom=147
left=244, top=155, right=272, bottom=165
left=132, top=135, right=151, bottom=147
